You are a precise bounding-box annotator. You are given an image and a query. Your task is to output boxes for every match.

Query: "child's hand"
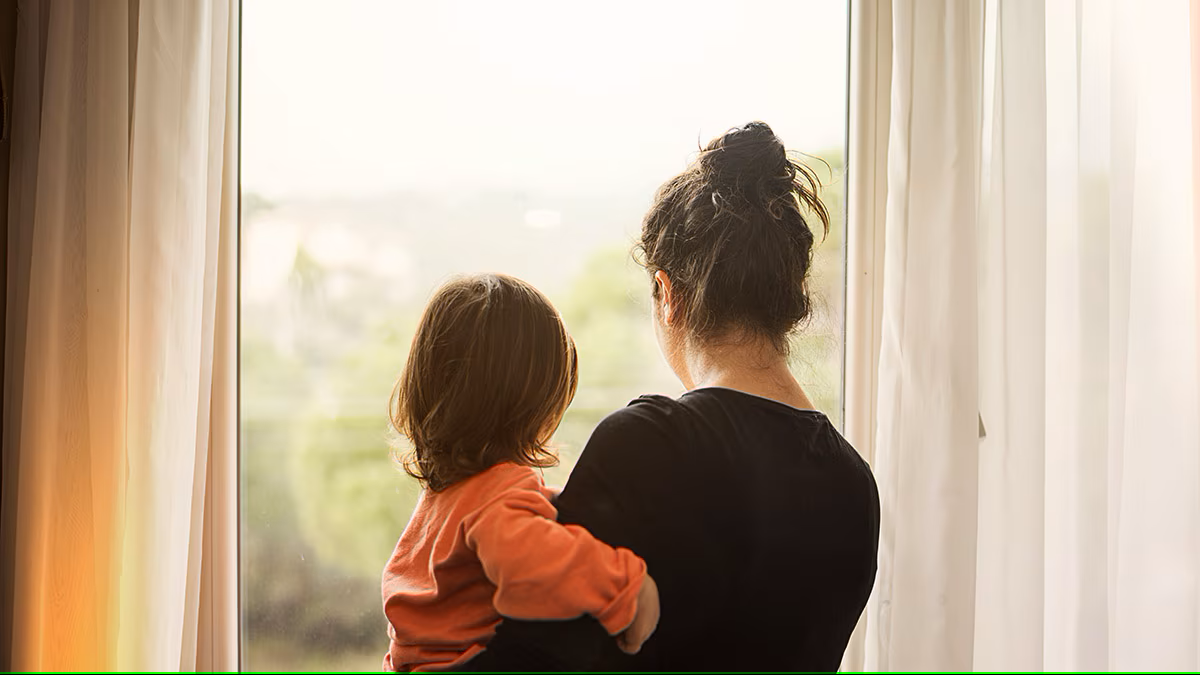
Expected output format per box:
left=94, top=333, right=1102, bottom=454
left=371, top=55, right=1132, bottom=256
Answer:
left=616, top=573, right=660, bottom=655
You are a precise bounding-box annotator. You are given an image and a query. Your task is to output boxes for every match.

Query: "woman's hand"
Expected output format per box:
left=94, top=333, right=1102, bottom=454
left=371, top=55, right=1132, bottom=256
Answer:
left=616, top=573, right=660, bottom=654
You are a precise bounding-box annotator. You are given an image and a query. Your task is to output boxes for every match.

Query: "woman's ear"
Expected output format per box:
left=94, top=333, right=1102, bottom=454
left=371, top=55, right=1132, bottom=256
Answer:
left=654, top=270, right=675, bottom=325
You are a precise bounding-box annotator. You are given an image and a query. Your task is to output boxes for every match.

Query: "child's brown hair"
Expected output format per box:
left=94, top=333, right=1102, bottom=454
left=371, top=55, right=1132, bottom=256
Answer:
left=390, top=273, right=578, bottom=491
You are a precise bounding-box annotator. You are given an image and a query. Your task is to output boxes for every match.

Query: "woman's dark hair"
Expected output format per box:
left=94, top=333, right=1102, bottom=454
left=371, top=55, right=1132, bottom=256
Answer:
left=390, top=273, right=578, bottom=491
left=636, top=121, right=831, bottom=351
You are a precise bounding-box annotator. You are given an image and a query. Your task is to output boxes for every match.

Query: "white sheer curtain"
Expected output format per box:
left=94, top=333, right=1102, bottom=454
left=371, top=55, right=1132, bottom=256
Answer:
left=862, top=0, right=984, bottom=669
left=850, top=0, right=1200, bottom=670
left=1035, top=0, right=1199, bottom=668
left=1, top=0, right=237, bottom=670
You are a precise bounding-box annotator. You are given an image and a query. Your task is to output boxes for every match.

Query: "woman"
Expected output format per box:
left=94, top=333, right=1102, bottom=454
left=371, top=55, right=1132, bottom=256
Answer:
left=464, top=122, right=879, bottom=672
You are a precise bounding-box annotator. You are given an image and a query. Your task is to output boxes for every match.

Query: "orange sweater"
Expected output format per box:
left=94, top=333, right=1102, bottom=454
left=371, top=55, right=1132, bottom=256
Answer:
left=381, top=462, right=646, bottom=672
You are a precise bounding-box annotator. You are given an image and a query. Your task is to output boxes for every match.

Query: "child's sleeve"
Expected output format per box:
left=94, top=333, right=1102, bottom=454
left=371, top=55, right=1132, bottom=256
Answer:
left=462, top=478, right=646, bottom=636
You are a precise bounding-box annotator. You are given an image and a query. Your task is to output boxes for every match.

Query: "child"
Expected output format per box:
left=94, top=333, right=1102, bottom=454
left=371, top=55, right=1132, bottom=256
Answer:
left=381, top=273, right=660, bottom=672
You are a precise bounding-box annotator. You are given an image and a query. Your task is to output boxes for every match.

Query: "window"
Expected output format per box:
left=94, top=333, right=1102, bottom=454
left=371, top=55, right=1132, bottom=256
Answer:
left=240, top=0, right=848, bottom=669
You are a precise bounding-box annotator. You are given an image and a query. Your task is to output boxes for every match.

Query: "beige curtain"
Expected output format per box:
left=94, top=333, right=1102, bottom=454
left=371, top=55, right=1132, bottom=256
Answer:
left=847, top=0, right=1200, bottom=670
left=863, top=0, right=984, bottom=669
left=1, top=0, right=238, bottom=670
left=841, top=0, right=892, bottom=668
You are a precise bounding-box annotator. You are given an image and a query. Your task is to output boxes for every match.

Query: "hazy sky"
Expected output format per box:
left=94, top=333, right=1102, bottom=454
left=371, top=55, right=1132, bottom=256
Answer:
left=242, top=0, right=848, bottom=199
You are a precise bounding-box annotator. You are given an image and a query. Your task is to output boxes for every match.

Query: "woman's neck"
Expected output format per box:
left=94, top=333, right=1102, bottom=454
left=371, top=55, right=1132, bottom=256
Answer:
left=680, top=333, right=815, bottom=411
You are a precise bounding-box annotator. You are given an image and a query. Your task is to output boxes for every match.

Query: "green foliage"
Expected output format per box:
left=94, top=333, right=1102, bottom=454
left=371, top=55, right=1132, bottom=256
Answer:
left=289, top=414, right=421, bottom=579
left=241, top=418, right=389, bottom=662
left=790, top=149, right=845, bottom=424
left=555, top=245, right=658, bottom=388
left=330, top=317, right=414, bottom=413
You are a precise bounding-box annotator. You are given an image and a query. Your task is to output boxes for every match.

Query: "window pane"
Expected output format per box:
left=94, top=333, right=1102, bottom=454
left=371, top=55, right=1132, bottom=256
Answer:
left=240, top=1, right=847, bottom=669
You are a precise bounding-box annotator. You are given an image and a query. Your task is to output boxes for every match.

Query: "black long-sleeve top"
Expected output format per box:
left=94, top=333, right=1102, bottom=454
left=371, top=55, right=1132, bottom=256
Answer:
left=462, top=387, right=880, bottom=672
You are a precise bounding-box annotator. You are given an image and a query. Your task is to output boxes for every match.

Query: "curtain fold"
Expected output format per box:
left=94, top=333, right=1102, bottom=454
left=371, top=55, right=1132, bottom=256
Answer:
left=1104, top=1, right=1199, bottom=667
left=974, top=0, right=1046, bottom=669
left=197, top=4, right=240, bottom=668
left=841, top=0, right=892, bottom=667
left=1041, top=0, right=1108, bottom=667
left=856, top=0, right=1200, bottom=670
left=7, top=2, right=127, bottom=667
left=863, top=0, right=983, bottom=669
left=1, top=0, right=238, bottom=670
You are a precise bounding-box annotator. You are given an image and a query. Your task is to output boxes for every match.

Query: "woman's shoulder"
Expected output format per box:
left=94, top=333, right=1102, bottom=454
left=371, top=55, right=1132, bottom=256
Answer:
left=606, top=392, right=686, bottom=421
left=566, top=396, right=689, bottom=481
left=586, top=394, right=694, bottom=452
left=554, top=397, right=691, bottom=543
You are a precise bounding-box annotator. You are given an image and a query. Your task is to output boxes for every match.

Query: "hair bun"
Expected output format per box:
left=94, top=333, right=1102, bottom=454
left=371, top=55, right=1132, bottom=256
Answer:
left=699, top=121, right=789, bottom=190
